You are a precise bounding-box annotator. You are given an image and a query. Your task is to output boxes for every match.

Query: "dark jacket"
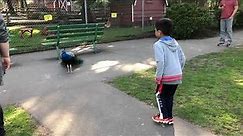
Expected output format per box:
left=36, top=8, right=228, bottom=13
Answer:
left=0, top=13, right=9, bottom=85
left=0, top=14, right=8, bottom=43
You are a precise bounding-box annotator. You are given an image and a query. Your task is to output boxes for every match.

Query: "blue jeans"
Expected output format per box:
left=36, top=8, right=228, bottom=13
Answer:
left=219, top=18, right=233, bottom=44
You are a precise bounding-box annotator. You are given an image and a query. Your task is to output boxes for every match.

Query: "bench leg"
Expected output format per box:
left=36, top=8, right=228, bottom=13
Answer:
left=56, top=46, right=60, bottom=60
left=30, top=30, right=33, bottom=37
left=20, top=30, right=25, bottom=38
left=93, top=42, right=97, bottom=53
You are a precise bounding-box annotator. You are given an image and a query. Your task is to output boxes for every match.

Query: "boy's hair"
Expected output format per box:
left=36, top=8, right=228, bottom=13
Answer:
left=155, top=18, right=173, bottom=36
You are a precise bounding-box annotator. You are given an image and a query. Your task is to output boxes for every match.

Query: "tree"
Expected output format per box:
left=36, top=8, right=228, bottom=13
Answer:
left=75, top=0, right=96, bottom=22
left=20, top=0, right=28, bottom=9
left=5, top=0, right=15, bottom=13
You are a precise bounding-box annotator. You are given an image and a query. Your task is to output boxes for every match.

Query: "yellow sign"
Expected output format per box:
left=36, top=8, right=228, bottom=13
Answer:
left=44, top=15, right=53, bottom=21
left=111, top=13, right=117, bottom=18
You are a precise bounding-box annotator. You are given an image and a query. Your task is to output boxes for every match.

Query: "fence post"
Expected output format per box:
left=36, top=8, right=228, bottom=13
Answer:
left=84, top=0, right=88, bottom=24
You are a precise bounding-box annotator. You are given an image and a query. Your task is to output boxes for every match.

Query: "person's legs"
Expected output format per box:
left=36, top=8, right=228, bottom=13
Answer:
left=0, top=105, right=5, bottom=136
left=153, top=84, right=164, bottom=122
left=218, top=19, right=227, bottom=45
left=159, top=93, right=169, bottom=119
left=161, top=84, right=178, bottom=118
left=225, top=18, right=233, bottom=46
left=155, top=93, right=163, bottom=115
left=164, top=85, right=178, bottom=118
left=153, top=84, right=178, bottom=124
left=153, top=84, right=167, bottom=122
left=0, top=64, right=5, bottom=136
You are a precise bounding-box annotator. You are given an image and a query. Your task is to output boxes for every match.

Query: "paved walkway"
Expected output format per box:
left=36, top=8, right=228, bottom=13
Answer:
left=1, top=30, right=243, bottom=136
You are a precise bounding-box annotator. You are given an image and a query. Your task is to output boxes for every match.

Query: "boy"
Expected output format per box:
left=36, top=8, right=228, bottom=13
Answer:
left=0, top=13, right=11, bottom=136
left=152, top=18, right=186, bottom=125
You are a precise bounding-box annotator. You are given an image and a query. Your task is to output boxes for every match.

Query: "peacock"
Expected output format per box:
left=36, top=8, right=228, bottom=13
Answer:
left=60, top=49, right=83, bottom=73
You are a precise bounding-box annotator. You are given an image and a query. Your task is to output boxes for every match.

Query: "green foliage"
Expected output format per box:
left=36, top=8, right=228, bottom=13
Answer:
left=112, top=48, right=243, bottom=136
left=241, top=1, right=243, bottom=10
left=90, top=0, right=110, bottom=8
left=166, top=3, right=214, bottom=39
left=208, top=8, right=220, bottom=29
left=235, top=10, right=243, bottom=27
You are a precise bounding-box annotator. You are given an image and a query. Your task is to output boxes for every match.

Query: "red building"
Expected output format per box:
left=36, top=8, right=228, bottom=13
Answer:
left=110, top=0, right=167, bottom=26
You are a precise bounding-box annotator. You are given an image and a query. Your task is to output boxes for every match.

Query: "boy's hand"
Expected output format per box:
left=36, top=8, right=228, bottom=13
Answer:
left=155, top=77, right=161, bottom=84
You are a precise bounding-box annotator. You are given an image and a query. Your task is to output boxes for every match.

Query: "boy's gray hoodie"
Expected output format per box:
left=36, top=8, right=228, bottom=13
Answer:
left=153, top=36, right=186, bottom=84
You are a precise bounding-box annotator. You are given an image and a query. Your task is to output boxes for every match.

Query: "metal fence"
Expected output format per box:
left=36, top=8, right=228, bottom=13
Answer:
left=2, top=4, right=110, bottom=27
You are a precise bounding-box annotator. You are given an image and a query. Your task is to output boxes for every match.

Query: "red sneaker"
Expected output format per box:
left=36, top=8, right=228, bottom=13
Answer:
left=162, top=118, right=174, bottom=125
left=152, top=114, right=163, bottom=123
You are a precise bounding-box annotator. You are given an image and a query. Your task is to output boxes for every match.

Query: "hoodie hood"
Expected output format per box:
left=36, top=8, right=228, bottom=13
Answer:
left=159, top=36, right=178, bottom=52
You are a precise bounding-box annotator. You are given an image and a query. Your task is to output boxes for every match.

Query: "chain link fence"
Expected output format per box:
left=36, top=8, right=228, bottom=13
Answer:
left=2, top=1, right=110, bottom=27
left=1, top=0, right=110, bottom=54
left=2, top=0, right=166, bottom=54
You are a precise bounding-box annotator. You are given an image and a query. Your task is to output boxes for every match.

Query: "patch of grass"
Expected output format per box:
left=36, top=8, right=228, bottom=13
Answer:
left=9, top=26, right=44, bottom=48
left=4, top=106, right=37, bottom=136
left=112, top=48, right=243, bottom=136
left=8, top=26, right=49, bottom=55
left=102, top=26, right=153, bottom=43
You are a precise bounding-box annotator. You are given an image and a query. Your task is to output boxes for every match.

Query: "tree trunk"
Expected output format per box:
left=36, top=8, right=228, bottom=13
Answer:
left=81, top=1, right=94, bottom=23
left=6, top=0, right=15, bottom=14
left=20, top=0, right=24, bottom=9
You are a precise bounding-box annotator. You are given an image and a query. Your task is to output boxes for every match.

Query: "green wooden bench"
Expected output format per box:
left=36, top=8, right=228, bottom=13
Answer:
left=42, top=23, right=105, bottom=58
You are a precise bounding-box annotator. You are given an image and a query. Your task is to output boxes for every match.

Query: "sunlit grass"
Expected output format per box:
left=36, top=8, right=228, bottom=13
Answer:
left=33, top=29, right=41, bottom=34
left=9, top=27, right=44, bottom=48
left=235, top=79, right=243, bottom=86
left=112, top=48, right=243, bottom=136
left=8, top=26, right=25, bottom=31
left=4, top=106, right=37, bottom=136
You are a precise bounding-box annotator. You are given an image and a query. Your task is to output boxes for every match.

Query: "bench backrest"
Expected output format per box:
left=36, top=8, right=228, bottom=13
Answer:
left=45, top=23, right=105, bottom=46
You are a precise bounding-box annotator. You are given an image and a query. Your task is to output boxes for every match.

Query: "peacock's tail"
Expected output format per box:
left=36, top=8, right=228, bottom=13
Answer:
left=74, top=57, right=84, bottom=65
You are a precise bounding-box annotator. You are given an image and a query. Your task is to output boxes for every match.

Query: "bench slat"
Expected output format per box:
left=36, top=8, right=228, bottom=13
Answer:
left=47, top=23, right=105, bottom=30
left=46, top=31, right=104, bottom=40
left=48, top=27, right=104, bottom=35
left=42, top=36, right=96, bottom=46
left=59, top=23, right=105, bottom=29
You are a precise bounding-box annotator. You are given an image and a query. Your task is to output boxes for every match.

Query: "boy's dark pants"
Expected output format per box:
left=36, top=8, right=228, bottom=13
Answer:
left=156, top=84, right=178, bottom=119
left=0, top=105, right=5, bottom=136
